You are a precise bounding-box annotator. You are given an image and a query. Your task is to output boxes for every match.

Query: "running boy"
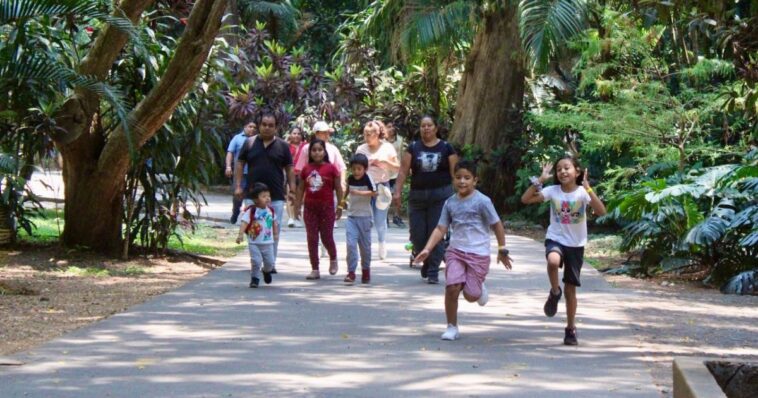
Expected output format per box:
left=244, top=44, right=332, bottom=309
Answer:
left=414, top=160, right=513, bottom=341
left=236, top=183, right=279, bottom=288
left=520, top=155, right=606, bottom=345
left=341, top=154, right=377, bottom=284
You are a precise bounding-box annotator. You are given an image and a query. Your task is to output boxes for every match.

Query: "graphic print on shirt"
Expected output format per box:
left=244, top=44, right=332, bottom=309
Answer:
left=418, top=151, right=441, bottom=172
left=247, top=208, right=274, bottom=241
left=307, top=170, right=324, bottom=192
left=551, top=199, right=585, bottom=225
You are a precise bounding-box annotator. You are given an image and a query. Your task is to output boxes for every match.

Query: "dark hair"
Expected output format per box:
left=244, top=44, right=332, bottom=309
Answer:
left=454, top=159, right=477, bottom=176
left=259, top=111, right=278, bottom=126
left=553, top=155, right=584, bottom=185
left=248, top=182, right=270, bottom=200
left=349, top=153, right=369, bottom=169
left=308, top=139, right=330, bottom=163
left=419, top=114, right=444, bottom=139
left=420, top=114, right=438, bottom=127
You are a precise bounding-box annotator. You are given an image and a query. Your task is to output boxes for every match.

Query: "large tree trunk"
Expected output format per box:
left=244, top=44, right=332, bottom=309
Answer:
left=55, top=0, right=228, bottom=255
left=448, top=5, right=525, bottom=211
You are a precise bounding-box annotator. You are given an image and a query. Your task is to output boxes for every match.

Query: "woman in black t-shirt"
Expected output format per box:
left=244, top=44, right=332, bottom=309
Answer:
left=393, top=115, right=458, bottom=284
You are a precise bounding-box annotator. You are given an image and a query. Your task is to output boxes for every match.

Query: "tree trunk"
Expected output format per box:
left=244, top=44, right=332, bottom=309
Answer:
left=55, top=0, right=229, bottom=255
left=448, top=5, right=525, bottom=211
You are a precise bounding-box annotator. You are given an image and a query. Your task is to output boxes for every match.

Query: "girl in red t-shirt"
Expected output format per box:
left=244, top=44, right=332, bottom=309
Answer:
left=295, top=139, right=344, bottom=280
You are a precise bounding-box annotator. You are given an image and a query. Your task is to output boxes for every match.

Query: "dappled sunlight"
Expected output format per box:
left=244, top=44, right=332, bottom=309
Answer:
left=2, top=230, right=662, bottom=396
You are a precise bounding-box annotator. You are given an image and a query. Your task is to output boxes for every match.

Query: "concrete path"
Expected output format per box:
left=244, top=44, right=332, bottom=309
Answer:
left=10, top=170, right=660, bottom=396
left=1, top=229, right=659, bottom=397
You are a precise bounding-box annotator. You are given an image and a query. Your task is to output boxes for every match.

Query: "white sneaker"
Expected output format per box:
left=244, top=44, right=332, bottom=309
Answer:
left=294, top=219, right=303, bottom=228
left=477, top=283, right=489, bottom=306
left=287, top=219, right=295, bottom=228
left=378, top=242, right=387, bottom=260
left=440, top=324, right=460, bottom=341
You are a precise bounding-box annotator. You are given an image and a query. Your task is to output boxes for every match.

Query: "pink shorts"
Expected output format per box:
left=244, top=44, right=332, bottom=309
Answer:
left=444, top=248, right=490, bottom=299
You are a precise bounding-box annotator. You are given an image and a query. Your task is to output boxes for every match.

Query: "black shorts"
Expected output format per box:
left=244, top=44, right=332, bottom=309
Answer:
left=544, top=239, right=584, bottom=287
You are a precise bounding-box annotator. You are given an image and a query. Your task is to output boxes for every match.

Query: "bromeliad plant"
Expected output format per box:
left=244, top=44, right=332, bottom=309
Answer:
left=604, top=149, right=758, bottom=283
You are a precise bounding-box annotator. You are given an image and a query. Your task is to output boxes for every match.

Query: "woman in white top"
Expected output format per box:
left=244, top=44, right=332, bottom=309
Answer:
left=355, top=120, right=400, bottom=259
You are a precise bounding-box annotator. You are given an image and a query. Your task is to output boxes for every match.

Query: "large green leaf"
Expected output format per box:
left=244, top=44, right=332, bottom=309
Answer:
left=0, top=0, right=98, bottom=24
left=519, top=0, right=588, bottom=72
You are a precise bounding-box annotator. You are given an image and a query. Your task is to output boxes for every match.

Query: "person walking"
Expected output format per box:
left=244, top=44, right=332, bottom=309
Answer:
left=341, top=154, right=377, bottom=284
left=355, top=120, right=399, bottom=260
left=414, top=160, right=513, bottom=340
left=286, top=127, right=305, bottom=228
left=225, top=120, right=256, bottom=224
left=393, top=115, right=458, bottom=284
left=521, top=155, right=607, bottom=345
left=384, top=121, right=406, bottom=227
left=235, top=183, right=278, bottom=288
left=234, top=112, right=296, bottom=269
left=294, top=139, right=344, bottom=280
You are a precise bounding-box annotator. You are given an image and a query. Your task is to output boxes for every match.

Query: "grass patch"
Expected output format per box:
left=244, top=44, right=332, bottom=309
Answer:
left=63, top=266, right=111, bottom=277
left=17, top=208, right=64, bottom=244
left=585, top=234, right=625, bottom=271
left=168, top=223, right=240, bottom=258
left=15, top=208, right=239, bottom=258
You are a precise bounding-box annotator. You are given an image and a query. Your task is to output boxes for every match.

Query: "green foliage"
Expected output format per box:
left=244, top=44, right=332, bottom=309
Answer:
left=519, top=0, right=589, bottom=72
left=604, top=152, right=758, bottom=283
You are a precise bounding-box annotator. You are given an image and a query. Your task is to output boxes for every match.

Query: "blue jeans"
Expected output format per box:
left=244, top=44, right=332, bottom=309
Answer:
left=407, top=185, right=453, bottom=279
left=346, top=216, right=372, bottom=272
left=370, top=182, right=390, bottom=244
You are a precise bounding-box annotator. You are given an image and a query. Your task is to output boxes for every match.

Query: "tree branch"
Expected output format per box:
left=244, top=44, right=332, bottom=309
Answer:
left=97, top=0, right=229, bottom=180
left=53, top=0, right=154, bottom=146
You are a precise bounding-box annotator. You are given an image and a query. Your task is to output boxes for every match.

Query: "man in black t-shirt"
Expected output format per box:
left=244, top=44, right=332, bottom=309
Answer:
left=235, top=113, right=296, bottom=265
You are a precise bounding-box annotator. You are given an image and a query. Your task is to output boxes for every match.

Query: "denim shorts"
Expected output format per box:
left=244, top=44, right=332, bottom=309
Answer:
left=545, top=239, right=584, bottom=287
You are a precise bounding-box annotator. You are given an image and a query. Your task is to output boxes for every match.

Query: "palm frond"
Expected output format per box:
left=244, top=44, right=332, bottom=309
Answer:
left=519, top=0, right=588, bottom=72
left=0, top=0, right=99, bottom=24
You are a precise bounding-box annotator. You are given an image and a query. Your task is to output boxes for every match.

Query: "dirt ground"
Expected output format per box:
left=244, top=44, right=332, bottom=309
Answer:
left=0, top=244, right=221, bottom=356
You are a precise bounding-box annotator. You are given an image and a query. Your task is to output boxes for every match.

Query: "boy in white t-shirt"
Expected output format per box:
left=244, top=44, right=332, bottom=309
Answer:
left=521, top=155, right=606, bottom=345
left=236, top=183, right=279, bottom=288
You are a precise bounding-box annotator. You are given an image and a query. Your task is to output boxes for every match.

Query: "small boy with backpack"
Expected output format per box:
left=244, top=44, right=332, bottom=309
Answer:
left=236, top=183, right=279, bottom=288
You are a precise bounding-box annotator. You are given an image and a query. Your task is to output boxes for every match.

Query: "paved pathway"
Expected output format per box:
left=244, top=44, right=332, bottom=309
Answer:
left=8, top=171, right=660, bottom=396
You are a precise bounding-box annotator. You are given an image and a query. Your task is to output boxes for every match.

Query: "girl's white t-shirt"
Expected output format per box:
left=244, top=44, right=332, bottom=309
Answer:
left=355, top=142, right=398, bottom=184
left=542, top=185, right=592, bottom=247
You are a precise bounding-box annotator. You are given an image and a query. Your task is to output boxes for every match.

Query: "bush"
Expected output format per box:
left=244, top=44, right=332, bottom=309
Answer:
left=603, top=149, right=758, bottom=283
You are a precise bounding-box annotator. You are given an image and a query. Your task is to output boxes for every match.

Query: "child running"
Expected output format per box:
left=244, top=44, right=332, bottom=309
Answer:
left=295, top=138, right=344, bottom=280
left=414, top=160, right=513, bottom=341
left=341, top=154, right=377, bottom=284
left=520, top=155, right=606, bottom=345
left=236, top=183, right=279, bottom=288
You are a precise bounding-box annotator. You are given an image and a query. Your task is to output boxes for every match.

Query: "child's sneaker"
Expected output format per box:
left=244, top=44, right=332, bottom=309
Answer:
left=287, top=219, right=295, bottom=228
left=427, top=275, right=439, bottom=284
left=361, top=269, right=370, bottom=284
left=564, top=327, right=578, bottom=345
left=440, top=324, right=460, bottom=341
left=262, top=270, right=273, bottom=284
left=249, top=276, right=260, bottom=288
left=477, top=283, right=489, bottom=306
left=543, top=287, right=562, bottom=317
left=344, top=272, right=356, bottom=284
left=305, top=270, right=320, bottom=280
left=329, top=259, right=338, bottom=275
